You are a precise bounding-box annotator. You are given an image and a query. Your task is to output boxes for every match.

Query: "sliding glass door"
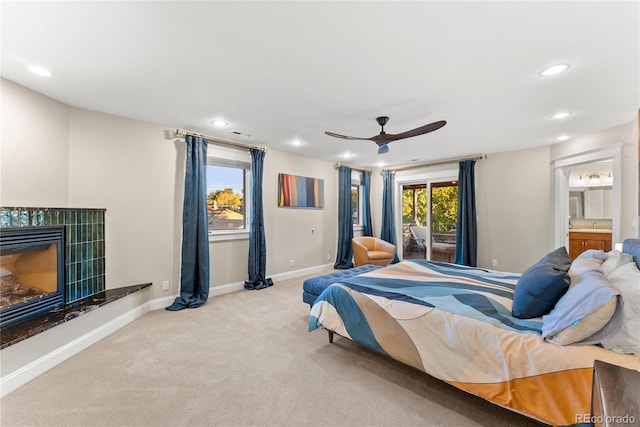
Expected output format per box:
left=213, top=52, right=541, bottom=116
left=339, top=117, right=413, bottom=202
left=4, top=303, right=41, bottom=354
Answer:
left=399, top=176, right=458, bottom=262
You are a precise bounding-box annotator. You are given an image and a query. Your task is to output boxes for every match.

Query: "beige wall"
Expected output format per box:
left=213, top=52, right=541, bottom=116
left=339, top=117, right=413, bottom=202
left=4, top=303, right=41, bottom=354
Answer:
left=370, top=148, right=554, bottom=273
left=262, top=149, right=337, bottom=275
left=1, top=79, right=71, bottom=205
left=475, top=146, right=554, bottom=272
left=66, top=107, right=184, bottom=295
left=1, top=78, right=339, bottom=298
left=209, top=148, right=338, bottom=286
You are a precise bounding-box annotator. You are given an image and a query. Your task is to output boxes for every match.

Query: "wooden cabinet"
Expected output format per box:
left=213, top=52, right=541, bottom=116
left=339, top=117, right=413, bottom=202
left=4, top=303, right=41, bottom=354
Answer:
left=569, top=231, right=612, bottom=260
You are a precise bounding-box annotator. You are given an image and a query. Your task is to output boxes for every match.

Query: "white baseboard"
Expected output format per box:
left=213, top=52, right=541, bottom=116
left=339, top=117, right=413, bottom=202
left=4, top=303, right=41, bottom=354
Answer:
left=0, top=263, right=332, bottom=397
left=148, top=294, right=178, bottom=311
left=270, top=263, right=334, bottom=282
left=209, top=263, right=334, bottom=296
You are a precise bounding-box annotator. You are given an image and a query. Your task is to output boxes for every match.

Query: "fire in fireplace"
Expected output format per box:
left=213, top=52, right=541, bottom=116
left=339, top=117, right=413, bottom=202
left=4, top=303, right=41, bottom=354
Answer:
left=0, top=226, right=65, bottom=327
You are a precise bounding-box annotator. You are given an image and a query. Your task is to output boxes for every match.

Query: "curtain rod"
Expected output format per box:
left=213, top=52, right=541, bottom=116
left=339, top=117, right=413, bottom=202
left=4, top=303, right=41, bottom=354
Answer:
left=382, top=153, right=486, bottom=173
left=334, top=162, right=371, bottom=173
left=173, top=129, right=267, bottom=152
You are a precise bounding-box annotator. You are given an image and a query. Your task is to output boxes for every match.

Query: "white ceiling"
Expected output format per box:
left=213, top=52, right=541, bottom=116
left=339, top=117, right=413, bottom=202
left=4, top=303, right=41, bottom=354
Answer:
left=2, top=1, right=638, bottom=169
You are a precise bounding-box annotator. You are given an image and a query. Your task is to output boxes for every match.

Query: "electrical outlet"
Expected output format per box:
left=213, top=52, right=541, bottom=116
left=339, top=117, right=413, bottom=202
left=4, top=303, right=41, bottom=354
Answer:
left=491, top=259, right=498, bottom=267
left=327, top=252, right=331, bottom=261
left=289, top=259, right=295, bottom=267
left=162, top=280, right=170, bottom=291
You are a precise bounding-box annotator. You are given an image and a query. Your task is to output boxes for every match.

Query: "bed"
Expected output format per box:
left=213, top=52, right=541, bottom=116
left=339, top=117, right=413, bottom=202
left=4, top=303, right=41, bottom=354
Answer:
left=308, top=238, right=640, bottom=427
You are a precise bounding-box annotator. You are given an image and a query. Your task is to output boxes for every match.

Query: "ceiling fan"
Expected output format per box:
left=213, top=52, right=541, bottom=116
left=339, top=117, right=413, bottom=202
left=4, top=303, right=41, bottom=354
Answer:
left=325, top=116, right=446, bottom=154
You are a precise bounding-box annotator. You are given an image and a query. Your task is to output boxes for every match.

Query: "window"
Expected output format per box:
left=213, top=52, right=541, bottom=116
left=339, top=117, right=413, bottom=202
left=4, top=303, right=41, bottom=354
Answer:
left=350, top=171, right=363, bottom=227
left=206, top=146, right=251, bottom=239
left=351, top=184, right=360, bottom=225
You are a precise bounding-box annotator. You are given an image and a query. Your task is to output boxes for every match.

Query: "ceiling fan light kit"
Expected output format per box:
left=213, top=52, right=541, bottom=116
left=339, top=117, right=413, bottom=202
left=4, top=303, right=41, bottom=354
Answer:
left=325, top=116, right=446, bottom=154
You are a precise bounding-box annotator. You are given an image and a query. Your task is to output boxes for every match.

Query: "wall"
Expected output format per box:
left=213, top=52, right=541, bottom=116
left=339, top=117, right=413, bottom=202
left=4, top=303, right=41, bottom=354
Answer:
left=378, top=153, right=553, bottom=273
left=262, top=149, right=337, bottom=274
left=1, top=78, right=338, bottom=298
left=475, top=146, right=554, bottom=272
left=66, top=108, right=183, bottom=297
left=208, top=148, right=338, bottom=285
left=1, top=79, right=70, bottom=205
left=551, top=118, right=639, bottom=240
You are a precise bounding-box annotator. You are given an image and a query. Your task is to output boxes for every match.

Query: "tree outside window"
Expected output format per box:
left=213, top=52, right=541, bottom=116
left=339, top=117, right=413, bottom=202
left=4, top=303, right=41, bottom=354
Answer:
left=431, top=184, right=458, bottom=234
left=207, top=165, right=246, bottom=231
left=351, top=184, right=360, bottom=225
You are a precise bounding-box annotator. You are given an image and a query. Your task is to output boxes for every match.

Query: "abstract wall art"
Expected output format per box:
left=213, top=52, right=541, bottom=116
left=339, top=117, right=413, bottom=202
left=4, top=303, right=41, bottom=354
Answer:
left=278, top=173, right=324, bottom=208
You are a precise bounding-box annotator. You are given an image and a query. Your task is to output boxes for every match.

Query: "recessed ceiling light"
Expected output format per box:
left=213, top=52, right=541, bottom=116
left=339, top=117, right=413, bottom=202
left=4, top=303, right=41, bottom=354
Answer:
left=551, top=111, right=572, bottom=120
left=211, top=119, right=228, bottom=127
left=377, top=161, right=385, bottom=167
left=27, top=65, right=52, bottom=77
left=291, top=139, right=302, bottom=146
left=343, top=152, right=352, bottom=159
left=540, top=64, right=570, bottom=77
left=556, top=135, right=570, bottom=142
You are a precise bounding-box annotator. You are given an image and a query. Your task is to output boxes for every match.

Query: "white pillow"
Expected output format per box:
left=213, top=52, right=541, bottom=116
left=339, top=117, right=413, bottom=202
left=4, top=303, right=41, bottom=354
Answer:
left=601, top=250, right=634, bottom=276
left=599, top=262, right=640, bottom=354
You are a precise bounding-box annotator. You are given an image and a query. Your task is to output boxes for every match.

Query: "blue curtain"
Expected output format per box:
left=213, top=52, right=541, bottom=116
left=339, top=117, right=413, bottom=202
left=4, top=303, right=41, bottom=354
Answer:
left=455, top=160, right=477, bottom=266
left=380, top=171, right=400, bottom=263
left=245, top=148, right=273, bottom=290
left=334, top=166, right=354, bottom=269
left=361, top=170, right=373, bottom=236
left=166, top=135, right=210, bottom=311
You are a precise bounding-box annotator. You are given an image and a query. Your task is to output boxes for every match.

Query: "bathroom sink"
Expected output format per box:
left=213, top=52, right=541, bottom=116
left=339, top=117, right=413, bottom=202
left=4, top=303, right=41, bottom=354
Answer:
left=569, top=228, right=612, bottom=233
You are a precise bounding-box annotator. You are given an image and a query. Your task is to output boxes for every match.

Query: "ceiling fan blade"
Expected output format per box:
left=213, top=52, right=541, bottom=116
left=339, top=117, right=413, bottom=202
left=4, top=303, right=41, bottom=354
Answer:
left=326, top=117, right=446, bottom=155
left=368, top=120, right=446, bottom=145
left=389, top=120, right=447, bottom=141
left=324, top=131, right=370, bottom=141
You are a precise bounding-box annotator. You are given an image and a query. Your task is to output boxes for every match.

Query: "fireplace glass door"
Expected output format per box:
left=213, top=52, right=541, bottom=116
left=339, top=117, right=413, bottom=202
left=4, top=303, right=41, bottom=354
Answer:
left=0, top=226, right=65, bottom=327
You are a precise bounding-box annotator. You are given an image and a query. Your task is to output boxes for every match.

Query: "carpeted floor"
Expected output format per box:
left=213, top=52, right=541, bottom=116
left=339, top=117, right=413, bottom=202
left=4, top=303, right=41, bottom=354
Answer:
left=0, top=272, right=545, bottom=427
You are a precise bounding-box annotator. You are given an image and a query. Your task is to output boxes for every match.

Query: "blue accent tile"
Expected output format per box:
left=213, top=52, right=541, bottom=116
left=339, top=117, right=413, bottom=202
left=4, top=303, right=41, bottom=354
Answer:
left=20, top=210, right=28, bottom=226
left=0, top=210, right=10, bottom=227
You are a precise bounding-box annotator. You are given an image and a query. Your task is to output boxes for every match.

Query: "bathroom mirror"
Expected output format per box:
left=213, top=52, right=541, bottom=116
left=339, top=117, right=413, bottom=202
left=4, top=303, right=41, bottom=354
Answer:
left=568, top=160, right=613, bottom=220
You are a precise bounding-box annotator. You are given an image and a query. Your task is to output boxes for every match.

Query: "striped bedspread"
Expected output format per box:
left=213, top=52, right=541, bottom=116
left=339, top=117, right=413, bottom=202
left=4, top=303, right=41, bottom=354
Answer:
left=308, top=260, right=640, bottom=427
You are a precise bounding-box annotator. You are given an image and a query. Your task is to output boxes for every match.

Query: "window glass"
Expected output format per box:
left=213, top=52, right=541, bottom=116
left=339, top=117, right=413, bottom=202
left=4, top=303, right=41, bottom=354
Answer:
left=351, top=184, right=360, bottom=225
left=206, top=164, right=246, bottom=232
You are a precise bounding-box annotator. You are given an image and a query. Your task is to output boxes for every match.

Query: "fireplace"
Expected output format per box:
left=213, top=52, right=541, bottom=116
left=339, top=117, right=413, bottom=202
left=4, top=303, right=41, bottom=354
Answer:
left=0, top=226, right=65, bottom=328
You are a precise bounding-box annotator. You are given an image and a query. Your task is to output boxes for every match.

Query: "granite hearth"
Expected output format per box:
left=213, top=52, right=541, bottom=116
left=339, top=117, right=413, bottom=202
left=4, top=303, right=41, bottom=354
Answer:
left=1, top=283, right=151, bottom=349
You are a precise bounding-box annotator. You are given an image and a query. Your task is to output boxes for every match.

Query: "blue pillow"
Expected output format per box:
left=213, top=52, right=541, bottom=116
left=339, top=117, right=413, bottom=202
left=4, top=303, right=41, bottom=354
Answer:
left=512, top=247, right=571, bottom=319
left=622, top=238, right=640, bottom=269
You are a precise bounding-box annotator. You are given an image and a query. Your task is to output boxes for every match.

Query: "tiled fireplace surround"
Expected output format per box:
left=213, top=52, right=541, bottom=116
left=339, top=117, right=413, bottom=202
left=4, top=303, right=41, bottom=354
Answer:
left=0, top=207, right=151, bottom=350
left=1, top=207, right=107, bottom=302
